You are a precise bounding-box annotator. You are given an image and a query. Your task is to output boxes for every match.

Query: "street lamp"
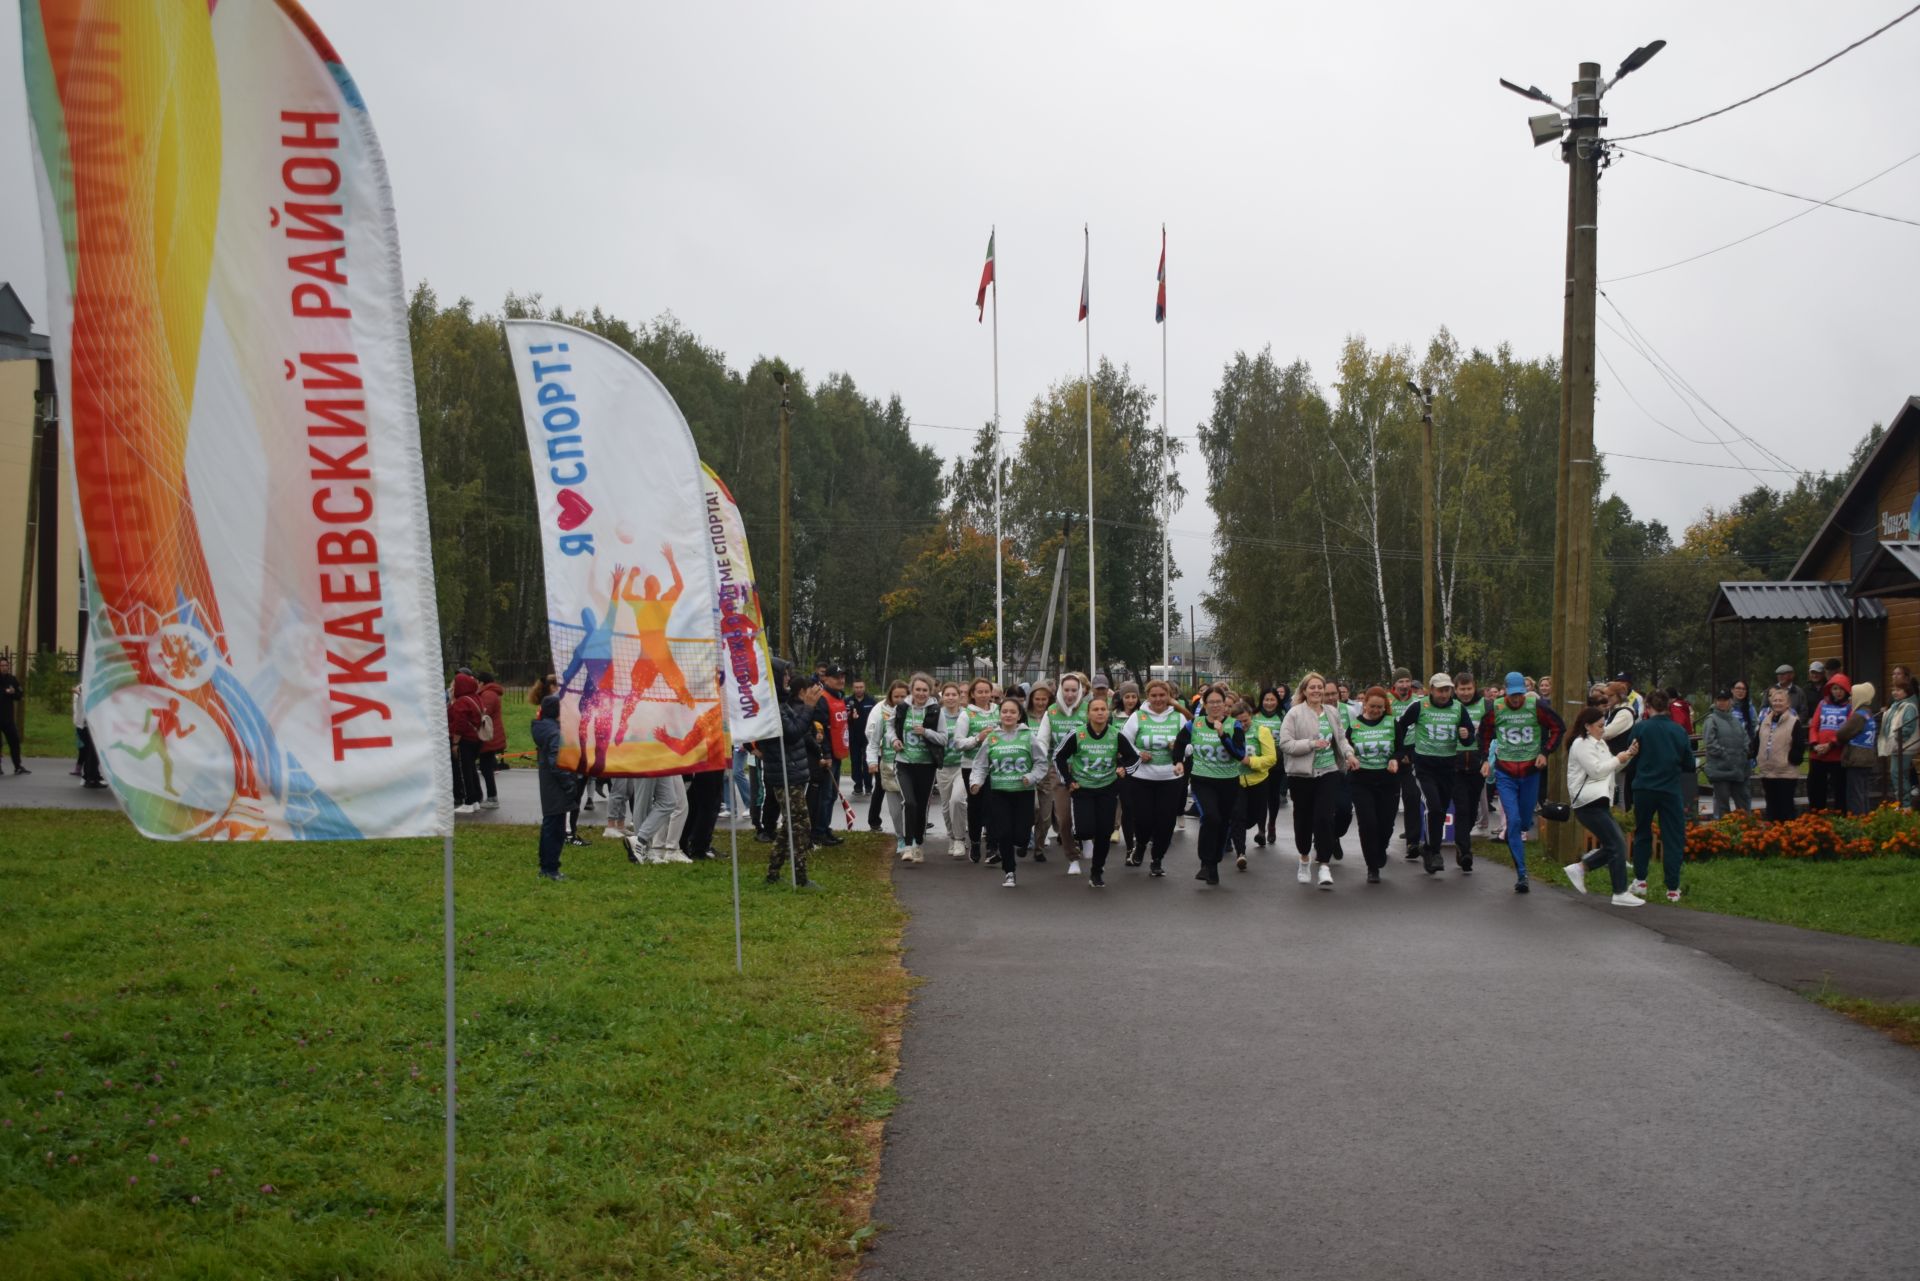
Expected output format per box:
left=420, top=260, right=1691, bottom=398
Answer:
left=1406, top=381, right=1437, bottom=678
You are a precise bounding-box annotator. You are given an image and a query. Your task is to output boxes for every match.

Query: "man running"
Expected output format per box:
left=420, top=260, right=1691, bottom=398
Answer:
left=1395, top=672, right=1476, bottom=874
left=1389, top=667, right=1422, bottom=858
left=616, top=547, right=698, bottom=744
left=1477, top=672, right=1566, bottom=892
left=112, top=697, right=198, bottom=796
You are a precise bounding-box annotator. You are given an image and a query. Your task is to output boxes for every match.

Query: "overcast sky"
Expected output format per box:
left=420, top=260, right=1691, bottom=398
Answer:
left=4, top=1, right=1917, bottom=629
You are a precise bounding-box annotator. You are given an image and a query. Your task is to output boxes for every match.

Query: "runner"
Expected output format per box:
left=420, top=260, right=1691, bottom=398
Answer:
left=1345, top=685, right=1402, bottom=883
left=1114, top=680, right=1142, bottom=856
left=1388, top=667, right=1422, bottom=859
left=929, top=682, right=977, bottom=859
left=973, top=695, right=1049, bottom=887
left=1280, top=672, right=1355, bottom=888
left=1186, top=687, right=1246, bottom=887
left=1395, top=671, right=1476, bottom=875
left=1251, top=687, right=1288, bottom=848
left=1117, top=678, right=1190, bottom=876
left=864, top=679, right=908, bottom=839
left=1055, top=691, right=1123, bottom=886
left=1476, top=671, right=1566, bottom=893
left=962, top=677, right=997, bottom=862
left=890, top=673, right=941, bottom=865
left=1453, top=672, right=1490, bottom=835
left=1046, top=672, right=1091, bottom=858
left=1025, top=682, right=1059, bottom=860
left=1231, top=696, right=1279, bottom=872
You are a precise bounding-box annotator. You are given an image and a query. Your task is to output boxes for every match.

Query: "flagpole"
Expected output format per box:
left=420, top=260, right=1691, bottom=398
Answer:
left=1083, top=224, right=1097, bottom=677
left=442, top=829, right=456, bottom=1255
left=992, top=228, right=1004, bottom=688
left=729, top=813, right=743, bottom=971
left=1160, top=224, right=1170, bottom=676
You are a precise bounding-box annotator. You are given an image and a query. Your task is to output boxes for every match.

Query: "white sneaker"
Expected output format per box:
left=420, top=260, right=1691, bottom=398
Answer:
left=717, top=807, right=732, bottom=820
left=1067, top=859, right=1082, bottom=876
left=454, top=804, right=477, bottom=815
left=1297, top=861, right=1312, bottom=884
left=1666, top=887, right=1683, bottom=903
left=949, top=840, right=968, bottom=860
left=1001, top=872, right=1016, bottom=888
left=481, top=798, right=499, bottom=810
left=603, top=826, right=625, bottom=840
left=1317, top=863, right=1334, bottom=890
left=1630, top=878, right=1649, bottom=896
left=1610, top=891, right=1646, bottom=907
left=908, top=847, right=925, bottom=864
left=1564, top=862, right=1588, bottom=895
left=898, top=843, right=911, bottom=860
left=664, top=847, right=694, bottom=864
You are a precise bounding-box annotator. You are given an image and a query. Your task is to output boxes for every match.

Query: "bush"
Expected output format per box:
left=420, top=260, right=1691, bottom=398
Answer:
left=1684, top=805, right=1920, bottom=862
left=26, top=648, right=76, bottom=713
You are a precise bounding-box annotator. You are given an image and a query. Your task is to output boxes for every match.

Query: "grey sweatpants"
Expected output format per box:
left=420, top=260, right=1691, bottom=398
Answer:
left=610, top=775, right=682, bottom=843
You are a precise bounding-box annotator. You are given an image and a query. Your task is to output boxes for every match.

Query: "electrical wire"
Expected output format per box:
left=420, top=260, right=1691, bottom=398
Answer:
left=1601, top=146, right=1920, bottom=282
left=1611, top=145, right=1920, bottom=227
left=1611, top=3, right=1920, bottom=142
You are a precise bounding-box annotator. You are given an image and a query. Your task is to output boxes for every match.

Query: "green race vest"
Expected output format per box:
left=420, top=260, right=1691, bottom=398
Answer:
left=878, top=708, right=899, bottom=764
left=1068, top=726, right=1120, bottom=790
left=1313, top=711, right=1336, bottom=772
left=1130, top=708, right=1185, bottom=766
left=986, top=725, right=1039, bottom=791
left=1390, top=696, right=1415, bottom=727
left=1190, top=719, right=1241, bottom=779
left=1050, top=701, right=1090, bottom=743
left=1414, top=698, right=1464, bottom=758
left=1349, top=715, right=1396, bottom=770
left=1493, top=695, right=1543, bottom=759
left=895, top=703, right=936, bottom=765
left=1252, top=712, right=1286, bottom=754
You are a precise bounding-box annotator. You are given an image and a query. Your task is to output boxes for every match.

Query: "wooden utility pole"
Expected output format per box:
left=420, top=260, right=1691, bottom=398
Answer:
left=777, top=373, right=793, bottom=659
left=1545, top=61, right=1604, bottom=861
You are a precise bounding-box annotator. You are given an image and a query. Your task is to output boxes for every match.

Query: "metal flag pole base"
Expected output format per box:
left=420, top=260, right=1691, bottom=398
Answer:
left=442, top=828, right=456, bottom=1255
left=730, top=815, right=743, bottom=970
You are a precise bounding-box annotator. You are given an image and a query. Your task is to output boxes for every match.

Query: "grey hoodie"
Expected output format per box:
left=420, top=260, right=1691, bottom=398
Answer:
left=1701, top=705, right=1750, bottom=783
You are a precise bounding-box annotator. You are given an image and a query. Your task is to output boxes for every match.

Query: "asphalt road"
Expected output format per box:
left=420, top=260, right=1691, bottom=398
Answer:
left=860, top=821, right=1920, bottom=1281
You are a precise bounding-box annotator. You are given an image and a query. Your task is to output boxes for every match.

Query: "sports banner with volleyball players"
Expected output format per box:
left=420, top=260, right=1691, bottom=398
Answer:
left=20, top=0, right=448, bottom=840
left=700, top=465, right=780, bottom=744
left=506, top=320, right=726, bottom=776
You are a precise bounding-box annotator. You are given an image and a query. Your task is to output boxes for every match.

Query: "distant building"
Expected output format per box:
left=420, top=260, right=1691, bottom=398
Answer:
left=0, top=281, right=81, bottom=660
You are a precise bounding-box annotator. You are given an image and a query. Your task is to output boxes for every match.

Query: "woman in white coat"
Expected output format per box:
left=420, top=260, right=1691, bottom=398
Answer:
left=1278, top=672, right=1355, bottom=888
left=1563, top=705, right=1643, bottom=906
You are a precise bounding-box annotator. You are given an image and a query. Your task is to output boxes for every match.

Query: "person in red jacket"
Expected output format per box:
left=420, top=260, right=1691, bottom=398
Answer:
left=1805, top=673, right=1854, bottom=811
left=448, top=672, right=485, bottom=814
left=475, top=671, right=507, bottom=810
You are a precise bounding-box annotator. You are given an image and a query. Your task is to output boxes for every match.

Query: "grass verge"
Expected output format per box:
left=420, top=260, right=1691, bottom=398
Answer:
left=1809, top=993, right=1920, bottom=1049
left=1473, top=832, right=1920, bottom=947
left=0, top=811, right=906, bottom=1280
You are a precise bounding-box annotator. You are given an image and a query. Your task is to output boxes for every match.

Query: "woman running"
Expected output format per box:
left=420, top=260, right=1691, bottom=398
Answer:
left=1025, top=682, right=1058, bottom=861
left=1231, top=697, right=1279, bottom=871
left=1280, top=672, right=1355, bottom=888
left=1117, top=678, right=1191, bottom=876
left=929, top=682, right=977, bottom=859
left=890, top=673, right=941, bottom=864
left=1251, top=687, right=1288, bottom=847
left=865, top=679, right=908, bottom=840
left=973, top=695, right=1050, bottom=887
left=1114, top=680, right=1143, bottom=855
left=1345, top=685, right=1403, bottom=883
left=962, top=677, right=997, bottom=861
left=1185, top=687, right=1246, bottom=886
left=1055, top=691, right=1123, bottom=886
left=1047, top=672, right=1092, bottom=864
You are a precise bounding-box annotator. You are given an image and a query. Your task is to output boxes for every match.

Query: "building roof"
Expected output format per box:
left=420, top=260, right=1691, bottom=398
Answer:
left=1788, top=395, right=1920, bottom=581
left=0, top=282, right=50, bottom=362
left=1707, top=580, right=1888, bottom=624
left=1848, top=541, right=1920, bottom=600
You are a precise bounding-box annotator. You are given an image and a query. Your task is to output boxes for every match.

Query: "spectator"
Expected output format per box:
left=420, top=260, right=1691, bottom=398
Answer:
left=1755, top=687, right=1807, bottom=822
left=809, top=665, right=850, bottom=846
left=1883, top=670, right=1917, bottom=810
left=447, top=672, right=485, bottom=814
left=1805, top=674, right=1852, bottom=811
left=73, top=683, right=105, bottom=788
left=678, top=765, right=725, bottom=861
left=1836, top=680, right=1879, bottom=816
left=1729, top=679, right=1758, bottom=757
left=531, top=694, right=573, bottom=881
left=1702, top=689, right=1752, bottom=818
left=846, top=676, right=876, bottom=795
left=1772, top=663, right=1805, bottom=719
left=1625, top=688, right=1692, bottom=903
left=767, top=673, right=828, bottom=888
left=1563, top=705, right=1642, bottom=906
left=475, top=671, right=506, bottom=810
left=0, top=656, right=24, bottom=775
left=1665, top=688, right=1694, bottom=736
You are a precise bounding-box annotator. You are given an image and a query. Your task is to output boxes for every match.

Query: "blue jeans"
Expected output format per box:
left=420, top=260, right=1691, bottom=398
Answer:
left=729, top=744, right=753, bottom=813
left=1493, top=770, right=1540, bottom=879
left=810, top=757, right=842, bottom=835
left=849, top=740, right=871, bottom=791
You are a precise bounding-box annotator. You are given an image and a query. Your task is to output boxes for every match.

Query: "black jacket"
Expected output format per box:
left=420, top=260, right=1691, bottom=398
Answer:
left=531, top=716, right=577, bottom=817
left=772, top=698, right=824, bottom=785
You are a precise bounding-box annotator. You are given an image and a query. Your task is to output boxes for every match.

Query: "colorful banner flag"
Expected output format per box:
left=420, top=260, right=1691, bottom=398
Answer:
left=975, top=229, right=995, bottom=322
left=20, top=0, right=448, bottom=840
left=1156, top=226, right=1167, bottom=323
left=700, top=465, right=780, bottom=744
left=506, top=320, right=726, bottom=777
left=1078, top=225, right=1090, bottom=321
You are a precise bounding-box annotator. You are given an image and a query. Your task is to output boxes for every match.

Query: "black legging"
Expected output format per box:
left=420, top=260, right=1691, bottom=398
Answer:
left=1192, top=775, right=1239, bottom=869
left=478, top=749, right=499, bottom=801
left=1761, top=777, right=1797, bottom=823
left=1413, top=763, right=1456, bottom=864
left=867, top=765, right=887, bottom=827
left=966, top=766, right=992, bottom=851
left=679, top=769, right=725, bottom=857
left=451, top=740, right=481, bottom=807
left=1117, top=775, right=1139, bottom=852
left=897, top=762, right=937, bottom=849
left=989, top=787, right=1036, bottom=872
left=1350, top=770, right=1400, bottom=871
left=1071, top=785, right=1120, bottom=874
left=1133, top=776, right=1186, bottom=861
left=1287, top=773, right=1346, bottom=863
left=1261, top=774, right=1286, bottom=833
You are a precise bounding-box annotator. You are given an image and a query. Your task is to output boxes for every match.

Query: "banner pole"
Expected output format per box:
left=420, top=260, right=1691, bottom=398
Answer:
left=1161, top=228, right=1171, bottom=676
left=730, top=812, right=743, bottom=971
left=992, top=243, right=1004, bottom=689
left=442, top=827, right=456, bottom=1255
left=777, top=718, right=799, bottom=886
left=1084, top=225, right=1097, bottom=676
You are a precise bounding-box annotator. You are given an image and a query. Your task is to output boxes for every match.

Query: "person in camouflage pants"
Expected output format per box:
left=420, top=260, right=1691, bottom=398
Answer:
left=766, top=783, right=815, bottom=883
left=766, top=672, right=827, bottom=887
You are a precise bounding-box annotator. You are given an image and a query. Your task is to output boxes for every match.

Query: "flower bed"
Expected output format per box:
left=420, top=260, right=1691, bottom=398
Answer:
left=1683, top=805, right=1920, bottom=861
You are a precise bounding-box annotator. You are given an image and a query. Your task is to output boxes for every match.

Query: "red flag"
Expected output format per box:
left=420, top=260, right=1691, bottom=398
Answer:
left=975, top=230, right=995, bottom=322
left=1078, top=226, right=1089, bottom=322
left=1155, top=226, right=1166, bottom=323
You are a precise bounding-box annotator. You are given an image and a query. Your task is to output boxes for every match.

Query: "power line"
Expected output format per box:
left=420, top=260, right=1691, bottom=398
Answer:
left=1602, top=449, right=1807, bottom=474
left=1612, top=3, right=1920, bottom=142
left=1612, top=144, right=1920, bottom=227
left=1601, top=146, right=1920, bottom=282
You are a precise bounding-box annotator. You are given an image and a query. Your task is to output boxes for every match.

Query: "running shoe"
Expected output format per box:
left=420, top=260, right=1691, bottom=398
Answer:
left=1630, top=878, right=1649, bottom=896
left=1001, top=872, right=1016, bottom=888
left=1316, top=864, right=1333, bottom=890
left=1067, top=859, right=1082, bottom=876
left=1563, top=862, right=1588, bottom=894
left=603, top=826, right=625, bottom=840
left=1514, top=879, right=1530, bottom=894
left=1236, top=855, right=1248, bottom=871
left=1666, top=887, right=1683, bottom=903
left=1611, top=891, right=1646, bottom=907
left=1032, top=849, right=1047, bottom=864
left=1089, top=874, right=1105, bottom=888
left=1297, top=862, right=1312, bottom=885
left=1366, top=869, right=1381, bottom=884
left=1149, top=860, right=1165, bottom=878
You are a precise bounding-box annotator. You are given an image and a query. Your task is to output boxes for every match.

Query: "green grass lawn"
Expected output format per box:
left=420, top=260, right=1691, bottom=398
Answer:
left=0, top=812, right=906, bottom=1280
left=1481, top=834, right=1920, bottom=947
left=8, top=710, right=79, bottom=762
